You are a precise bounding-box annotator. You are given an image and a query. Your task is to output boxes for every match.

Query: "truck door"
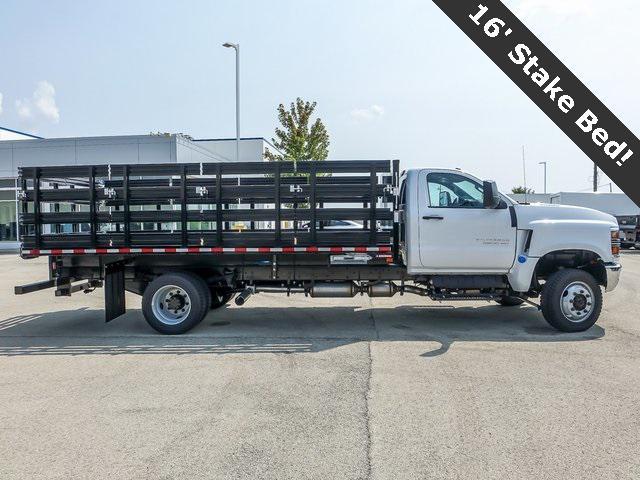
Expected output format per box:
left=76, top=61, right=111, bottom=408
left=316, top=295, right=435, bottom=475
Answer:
left=418, top=170, right=516, bottom=273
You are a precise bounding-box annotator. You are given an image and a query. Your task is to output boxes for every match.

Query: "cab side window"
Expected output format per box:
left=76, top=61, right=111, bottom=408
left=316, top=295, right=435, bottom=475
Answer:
left=427, top=173, right=484, bottom=208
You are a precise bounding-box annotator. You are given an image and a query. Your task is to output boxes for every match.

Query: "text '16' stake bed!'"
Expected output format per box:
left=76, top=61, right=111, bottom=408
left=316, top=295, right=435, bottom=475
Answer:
left=15, top=160, right=621, bottom=334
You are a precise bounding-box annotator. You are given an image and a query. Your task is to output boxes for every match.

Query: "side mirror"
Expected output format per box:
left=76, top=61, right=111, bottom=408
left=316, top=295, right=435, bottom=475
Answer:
left=483, top=181, right=501, bottom=209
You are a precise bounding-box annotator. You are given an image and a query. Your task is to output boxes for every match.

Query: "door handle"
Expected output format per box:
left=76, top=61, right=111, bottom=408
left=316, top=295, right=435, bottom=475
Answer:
left=422, top=215, right=444, bottom=220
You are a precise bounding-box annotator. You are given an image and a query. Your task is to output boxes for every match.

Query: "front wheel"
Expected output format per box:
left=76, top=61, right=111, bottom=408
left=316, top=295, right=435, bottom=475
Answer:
left=541, top=269, right=602, bottom=332
left=142, top=272, right=210, bottom=334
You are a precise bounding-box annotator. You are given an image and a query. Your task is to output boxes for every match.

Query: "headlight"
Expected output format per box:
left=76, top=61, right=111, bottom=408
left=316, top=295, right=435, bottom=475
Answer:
left=611, top=229, right=621, bottom=256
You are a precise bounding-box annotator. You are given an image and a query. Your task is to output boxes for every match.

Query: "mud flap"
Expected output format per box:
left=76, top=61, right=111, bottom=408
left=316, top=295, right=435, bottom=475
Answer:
left=105, top=262, right=126, bottom=322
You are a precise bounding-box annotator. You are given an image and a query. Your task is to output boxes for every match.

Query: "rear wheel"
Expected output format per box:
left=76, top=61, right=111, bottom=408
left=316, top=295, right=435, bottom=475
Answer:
left=142, top=272, right=210, bottom=334
left=495, top=296, right=524, bottom=307
left=541, top=269, right=602, bottom=332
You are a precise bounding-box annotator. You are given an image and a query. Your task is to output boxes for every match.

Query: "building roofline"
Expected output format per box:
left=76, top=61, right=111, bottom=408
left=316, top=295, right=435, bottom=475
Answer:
left=0, top=126, right=42, bottom=139
left=0, top=130, right=285, bottom=155
left=194, top=136, right=281, bottom=153
left=194, top=136, right=266, bottom=142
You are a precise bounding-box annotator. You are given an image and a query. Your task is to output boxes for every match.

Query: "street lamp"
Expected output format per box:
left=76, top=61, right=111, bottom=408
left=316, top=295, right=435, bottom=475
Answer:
left=538, top=161, right=547, bottom=194
left=223, top=42, right=240, bottom=162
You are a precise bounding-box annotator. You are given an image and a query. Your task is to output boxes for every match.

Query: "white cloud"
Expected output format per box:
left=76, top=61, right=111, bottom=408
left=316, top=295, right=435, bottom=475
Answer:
left=33, top=81, right=60, bottom=123
left=15, top=81, right=60, bottom=123
left=15, top=99, right=32, bottom=119
left=507, top=0, right=597, bottom=18
left=350, top=104, right=385, bottom=122
left=0, top=92, right=3, bottom=115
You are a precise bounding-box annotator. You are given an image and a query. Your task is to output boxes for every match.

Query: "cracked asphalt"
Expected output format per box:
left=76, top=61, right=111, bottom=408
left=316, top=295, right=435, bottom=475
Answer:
left=0, top=254, right=639, bottom=479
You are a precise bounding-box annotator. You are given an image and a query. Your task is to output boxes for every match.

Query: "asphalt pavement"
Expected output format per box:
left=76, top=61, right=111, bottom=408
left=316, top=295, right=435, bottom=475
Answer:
left=0, top=253, right=638, bottom=479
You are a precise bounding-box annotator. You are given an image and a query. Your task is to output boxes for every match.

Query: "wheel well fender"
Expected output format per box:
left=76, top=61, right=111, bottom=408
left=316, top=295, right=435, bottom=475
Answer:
left=534, top=249, right=606, bottom=286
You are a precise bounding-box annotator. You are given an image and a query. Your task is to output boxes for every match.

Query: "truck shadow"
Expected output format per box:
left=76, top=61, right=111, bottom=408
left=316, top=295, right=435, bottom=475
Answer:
left=0, top=304, right=605, bottom=357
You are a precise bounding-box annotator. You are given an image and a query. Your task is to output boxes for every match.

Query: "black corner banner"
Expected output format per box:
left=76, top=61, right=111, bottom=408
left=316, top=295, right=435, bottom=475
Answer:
left=432, top=0, right=640, bottom=207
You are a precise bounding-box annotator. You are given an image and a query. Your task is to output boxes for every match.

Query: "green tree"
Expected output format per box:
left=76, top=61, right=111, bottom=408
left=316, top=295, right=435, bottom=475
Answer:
left=511, top=186, right=535, bottom=194
left=264, top=98, right=330, bottom=163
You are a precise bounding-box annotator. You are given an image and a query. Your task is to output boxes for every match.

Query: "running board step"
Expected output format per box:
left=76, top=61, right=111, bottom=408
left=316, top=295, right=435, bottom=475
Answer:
left=431, top=294, right=502, bottom=301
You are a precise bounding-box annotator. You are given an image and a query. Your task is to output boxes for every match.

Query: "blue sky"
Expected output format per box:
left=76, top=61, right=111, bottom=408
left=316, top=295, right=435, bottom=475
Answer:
left=1, top=0, right=638, bottom=193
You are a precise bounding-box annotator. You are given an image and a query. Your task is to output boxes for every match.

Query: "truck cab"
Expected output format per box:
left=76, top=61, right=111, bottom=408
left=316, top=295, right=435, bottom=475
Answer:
left=400, top=168, right=621, bottom=331
left=401, top=169, right=516, bottom=274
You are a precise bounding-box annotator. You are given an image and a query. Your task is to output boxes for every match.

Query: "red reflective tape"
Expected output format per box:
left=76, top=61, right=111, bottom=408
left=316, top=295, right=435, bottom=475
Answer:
left=20, top=245, right=393, bottom=255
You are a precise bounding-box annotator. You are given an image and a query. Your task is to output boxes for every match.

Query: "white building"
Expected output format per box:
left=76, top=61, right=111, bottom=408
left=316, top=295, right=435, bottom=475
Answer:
left=195, top=137, right=280, bottom=162
left=508, top=191, right=639, bottom=217
left=0, top=126, right=279, bottom=250
left=549, top=192, right=639, bottom=217
left=508, top=193, right=553, bottom=204
left=1, top=127, right=41, bottom=249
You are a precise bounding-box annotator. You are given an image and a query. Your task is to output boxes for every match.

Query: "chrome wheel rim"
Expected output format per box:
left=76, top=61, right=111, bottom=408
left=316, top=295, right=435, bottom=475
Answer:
left=151, top=285, right=191, bottom=325
left=560, top=281, right=594, bottom=322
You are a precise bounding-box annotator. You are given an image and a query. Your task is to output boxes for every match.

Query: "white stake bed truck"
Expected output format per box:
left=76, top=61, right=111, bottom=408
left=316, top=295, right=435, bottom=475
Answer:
left=15, top=160, right=621, bottom=334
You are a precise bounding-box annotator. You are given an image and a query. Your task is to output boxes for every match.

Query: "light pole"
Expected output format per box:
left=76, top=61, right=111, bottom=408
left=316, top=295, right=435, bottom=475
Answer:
left=223, top=42, right=240, bottom=161
left=538, top=161, right=547, bottom=194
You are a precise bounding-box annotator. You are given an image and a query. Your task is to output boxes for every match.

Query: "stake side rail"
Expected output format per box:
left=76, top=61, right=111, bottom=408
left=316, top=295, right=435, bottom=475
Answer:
left=17, top=160, right=399, bottom=254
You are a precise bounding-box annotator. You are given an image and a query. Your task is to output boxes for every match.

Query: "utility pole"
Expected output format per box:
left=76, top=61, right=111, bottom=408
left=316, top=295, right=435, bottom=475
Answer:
left=538, top=161, right=547, bottom=194
left=223, top=42, right=240, bottom=161
left=522, top=145, right=528, bottom=203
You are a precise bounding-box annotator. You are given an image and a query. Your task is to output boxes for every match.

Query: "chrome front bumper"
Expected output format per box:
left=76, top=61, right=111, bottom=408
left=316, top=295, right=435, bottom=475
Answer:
left=604, top=262, right=622, bottom=292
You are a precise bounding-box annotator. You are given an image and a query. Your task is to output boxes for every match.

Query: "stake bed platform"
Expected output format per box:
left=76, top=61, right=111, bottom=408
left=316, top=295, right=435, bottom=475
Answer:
left=18, top=160, right=398, bottom=252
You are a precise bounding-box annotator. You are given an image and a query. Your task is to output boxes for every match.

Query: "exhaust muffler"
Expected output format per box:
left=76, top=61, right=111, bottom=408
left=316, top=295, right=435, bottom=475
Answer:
left=310, top=282, right=359, bottom=298
left=310, top=281, right=400, bottom=298
left=235, top=287, right=254, bottom=306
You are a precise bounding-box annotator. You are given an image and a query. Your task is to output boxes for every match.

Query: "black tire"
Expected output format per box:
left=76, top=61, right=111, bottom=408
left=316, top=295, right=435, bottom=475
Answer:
left=495, top=296, right=525, bottom=306
left=142, top=272, right=210, bottom=334
left=541, top=268, right=602, bottom=332
left=210, top=290, right=234, bottom=310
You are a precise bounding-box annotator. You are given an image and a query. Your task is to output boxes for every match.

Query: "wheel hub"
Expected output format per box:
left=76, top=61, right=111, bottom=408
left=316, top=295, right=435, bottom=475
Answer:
left=572, top=294, right=587, bottom=311
left=151, top=285, right=192, bottom=325
left=560, top=281, right=594, bottom=322
left=166, top=294, right=186, bottom=311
